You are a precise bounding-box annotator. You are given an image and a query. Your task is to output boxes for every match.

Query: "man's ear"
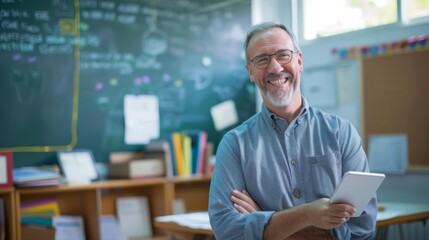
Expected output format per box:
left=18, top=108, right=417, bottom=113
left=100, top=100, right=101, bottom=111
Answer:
left=246, top=64, right=255, bottom=82
left=298, top=52, right=303, bottom=72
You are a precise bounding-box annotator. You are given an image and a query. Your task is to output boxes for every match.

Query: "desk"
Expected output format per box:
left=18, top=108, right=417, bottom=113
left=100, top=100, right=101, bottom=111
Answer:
left=155, top=221, right=214, bottom=240
left=155, top=203, right=429, bottom=240
left=375, top=202, right=429, bottom=240
left=155, top=212, right=214, bottom=240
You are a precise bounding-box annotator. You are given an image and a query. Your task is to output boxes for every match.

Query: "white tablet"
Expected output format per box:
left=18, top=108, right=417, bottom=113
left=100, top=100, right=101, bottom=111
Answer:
left=330, top=171, right=385, bottom=217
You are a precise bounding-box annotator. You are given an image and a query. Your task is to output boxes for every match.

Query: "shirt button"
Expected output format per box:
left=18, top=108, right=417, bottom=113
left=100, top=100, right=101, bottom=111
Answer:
left=293, top=188, right=301, bottom=198
left=286, top=132, right=291, bottom=137
left=291, top=160, right=296, bottom=165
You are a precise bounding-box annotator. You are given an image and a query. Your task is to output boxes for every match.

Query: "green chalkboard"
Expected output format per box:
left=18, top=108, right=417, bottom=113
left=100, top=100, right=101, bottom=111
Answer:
left=0, top=0, right=255, bottom=167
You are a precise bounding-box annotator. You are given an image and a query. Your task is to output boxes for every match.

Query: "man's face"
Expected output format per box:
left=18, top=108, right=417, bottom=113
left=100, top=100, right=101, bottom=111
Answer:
left=245, top=28, right=303, bottom=108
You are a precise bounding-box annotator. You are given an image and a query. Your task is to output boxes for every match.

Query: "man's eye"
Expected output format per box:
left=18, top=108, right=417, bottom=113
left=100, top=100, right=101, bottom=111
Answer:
left=255, top=57, right=269, bottom=64
left=277, top=52, right=290, bottom=58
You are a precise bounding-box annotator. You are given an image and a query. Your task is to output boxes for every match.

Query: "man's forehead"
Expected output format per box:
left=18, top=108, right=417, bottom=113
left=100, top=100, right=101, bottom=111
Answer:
left=248, top=28, right=293, bottom=52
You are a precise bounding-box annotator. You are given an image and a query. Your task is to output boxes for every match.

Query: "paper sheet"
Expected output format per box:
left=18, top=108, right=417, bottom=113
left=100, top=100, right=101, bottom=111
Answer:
left=53, top=216, right=85, bottom=240
left=116, top=196, right=152, bottom=238
left=302, top=68, right=337, bottom=108
left=124, top=94, right=160, bottom=144
left=100, top=215, right=126, bottom=240
left=368, top=134, right=408, bottom=174
left=210, top=100, right=238, bottom=131
left=155, top=211, right=211, bottom=230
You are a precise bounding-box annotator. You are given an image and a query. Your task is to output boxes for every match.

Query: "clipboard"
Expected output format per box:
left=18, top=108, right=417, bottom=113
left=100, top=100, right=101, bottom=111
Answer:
left=330, top=171, right=385, bottom=217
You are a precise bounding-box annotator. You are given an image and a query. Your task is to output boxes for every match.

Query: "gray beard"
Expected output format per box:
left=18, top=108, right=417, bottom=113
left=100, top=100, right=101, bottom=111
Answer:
left=264, top=86, right=295, bottom=107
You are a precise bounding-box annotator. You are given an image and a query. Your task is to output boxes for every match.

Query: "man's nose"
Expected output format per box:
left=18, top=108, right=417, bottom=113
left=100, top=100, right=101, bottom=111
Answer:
left=267, top=57, right=284, bottom=74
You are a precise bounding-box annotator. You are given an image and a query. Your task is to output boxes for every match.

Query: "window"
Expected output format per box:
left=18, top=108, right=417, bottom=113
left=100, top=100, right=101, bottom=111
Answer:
left=301, top=0, right=429, bottom=40
left=402, top=0, right=429, bottom=22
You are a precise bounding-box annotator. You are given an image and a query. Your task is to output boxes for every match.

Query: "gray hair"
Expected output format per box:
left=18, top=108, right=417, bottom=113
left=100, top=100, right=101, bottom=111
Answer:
left=243, top=22, right=300, bottom=62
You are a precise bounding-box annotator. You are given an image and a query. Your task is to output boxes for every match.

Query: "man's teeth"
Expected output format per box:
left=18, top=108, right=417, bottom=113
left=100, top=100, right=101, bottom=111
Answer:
left=270, top=79, right=286, bottom=84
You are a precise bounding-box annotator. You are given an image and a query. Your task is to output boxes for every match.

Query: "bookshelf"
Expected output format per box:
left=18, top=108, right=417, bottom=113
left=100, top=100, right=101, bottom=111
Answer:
left=0, top=188, right=17, bottom=240
left=8, top=175, right=211, bottom=240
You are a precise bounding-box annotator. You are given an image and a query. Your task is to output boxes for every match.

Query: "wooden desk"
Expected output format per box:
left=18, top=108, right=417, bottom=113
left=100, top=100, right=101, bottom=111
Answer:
left=155, top=212, right=214, bottom=240
left=155, top=203, right=429, bottom=240
left=155, top=221, right=214, bottom=240
left=375, top=202, right=429, bottom=240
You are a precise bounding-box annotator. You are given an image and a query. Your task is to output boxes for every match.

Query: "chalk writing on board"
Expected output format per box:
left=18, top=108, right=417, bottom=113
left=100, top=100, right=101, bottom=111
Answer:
left=0, top=0, right=255, bottom=167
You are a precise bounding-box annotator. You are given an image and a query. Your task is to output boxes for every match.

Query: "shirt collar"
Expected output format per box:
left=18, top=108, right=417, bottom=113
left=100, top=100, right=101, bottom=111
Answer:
left=261, top=97, right=309, bottom=129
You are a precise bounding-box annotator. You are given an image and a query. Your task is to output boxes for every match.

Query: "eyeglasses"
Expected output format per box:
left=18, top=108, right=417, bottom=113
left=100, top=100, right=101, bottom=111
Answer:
left=249, top=49, right=298, bottom=69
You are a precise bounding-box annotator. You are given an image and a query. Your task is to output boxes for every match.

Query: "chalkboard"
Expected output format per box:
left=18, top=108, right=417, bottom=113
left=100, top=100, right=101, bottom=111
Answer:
left=0, top=0, right=255, bottom=166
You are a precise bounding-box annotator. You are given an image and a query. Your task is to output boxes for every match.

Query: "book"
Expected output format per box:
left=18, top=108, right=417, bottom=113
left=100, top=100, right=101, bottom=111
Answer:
left=0, top=152, right=13, bottom=188
left=21, top=216, right=53, bottom=227
left=15, top=178, right=61, bottom=188
left=109, top=152, right=145, bottom=164
left=204, top=142, right=215, bottom=175
left=164, top=136, right=177, bottom=176
left=116, top=196, right=152, bottom=239
left=172, top=132, right=186, bottom=176
left=144, top=140, right=174, bottom=178
left=182, top=134, right=192, bottom=175
left=109, top=158, right=164, bottom=179
left=13, top=167, right=60, bottom=184
left=21, top=198, right=61, bottom=215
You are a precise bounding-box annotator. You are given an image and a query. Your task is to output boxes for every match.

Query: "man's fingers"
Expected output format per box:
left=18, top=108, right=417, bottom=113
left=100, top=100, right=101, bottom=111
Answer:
left=231, top=195, right=252, bottom=211
left=233, top=203, right=249, bottom=214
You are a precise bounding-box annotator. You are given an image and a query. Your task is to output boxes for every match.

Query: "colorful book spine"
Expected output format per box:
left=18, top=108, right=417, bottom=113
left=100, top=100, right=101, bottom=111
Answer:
left=182, top=134, right=192, bottom=175
left=172, top=132, right=185, bottom=176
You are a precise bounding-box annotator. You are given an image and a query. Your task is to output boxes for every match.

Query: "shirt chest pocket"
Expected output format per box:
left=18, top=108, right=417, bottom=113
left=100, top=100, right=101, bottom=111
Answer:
left=306, top=151, right=342, bottom=197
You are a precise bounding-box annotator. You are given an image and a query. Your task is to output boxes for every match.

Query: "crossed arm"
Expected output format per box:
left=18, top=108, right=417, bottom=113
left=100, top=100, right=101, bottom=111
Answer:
left=231, top=190, right=355, bottom=239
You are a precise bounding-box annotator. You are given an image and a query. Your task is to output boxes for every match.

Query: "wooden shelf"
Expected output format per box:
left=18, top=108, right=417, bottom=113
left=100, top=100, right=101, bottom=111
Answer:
left=6, top=175, right=211, bottom=240
left=1, top=187, right=17, bottom=240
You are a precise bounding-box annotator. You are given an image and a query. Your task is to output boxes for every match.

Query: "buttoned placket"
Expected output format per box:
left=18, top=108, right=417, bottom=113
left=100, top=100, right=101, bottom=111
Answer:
left=285, top=118, right=306, bottom=204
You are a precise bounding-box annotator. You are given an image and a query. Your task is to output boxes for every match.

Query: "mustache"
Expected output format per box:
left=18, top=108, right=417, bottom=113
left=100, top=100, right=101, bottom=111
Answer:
left=264, top=72, right=292, bottom=82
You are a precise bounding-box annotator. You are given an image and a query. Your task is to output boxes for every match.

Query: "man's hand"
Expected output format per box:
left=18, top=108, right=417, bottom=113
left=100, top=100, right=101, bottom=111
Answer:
left=305, top=198, right=356, bottom=229
left=231, top=189, right=261, bottom=213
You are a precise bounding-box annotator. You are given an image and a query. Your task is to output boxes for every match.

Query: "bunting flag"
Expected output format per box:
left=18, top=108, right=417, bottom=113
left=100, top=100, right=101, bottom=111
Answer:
left=332, top=34, right=428, bottom=59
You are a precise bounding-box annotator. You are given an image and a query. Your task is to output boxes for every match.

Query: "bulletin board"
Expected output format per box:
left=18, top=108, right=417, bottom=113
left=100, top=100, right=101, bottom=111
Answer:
left=362, top=50, right=429, bottom=169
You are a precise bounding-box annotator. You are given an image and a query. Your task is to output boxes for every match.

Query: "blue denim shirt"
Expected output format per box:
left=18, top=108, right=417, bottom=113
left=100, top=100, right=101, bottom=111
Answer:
left=209, top=98, right=377, bottom=240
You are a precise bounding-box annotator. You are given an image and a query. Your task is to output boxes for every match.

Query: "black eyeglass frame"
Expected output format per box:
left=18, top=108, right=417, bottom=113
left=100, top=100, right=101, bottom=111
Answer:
left=248, top=49, right=299, bottom=69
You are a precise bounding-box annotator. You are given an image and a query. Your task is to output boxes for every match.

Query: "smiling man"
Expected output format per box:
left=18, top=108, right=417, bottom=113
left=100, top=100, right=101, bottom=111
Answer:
left=208, top=22, right=377, bottom=240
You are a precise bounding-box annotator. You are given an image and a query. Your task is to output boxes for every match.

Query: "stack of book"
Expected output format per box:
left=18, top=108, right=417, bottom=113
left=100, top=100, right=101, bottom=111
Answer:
left=20, top=197, right=60, bottom=227
left=13, top=167, right=62, bottom=187
left=170, top=130, right=209, bottom=177
left=108, top=130, right=214, bottom=179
